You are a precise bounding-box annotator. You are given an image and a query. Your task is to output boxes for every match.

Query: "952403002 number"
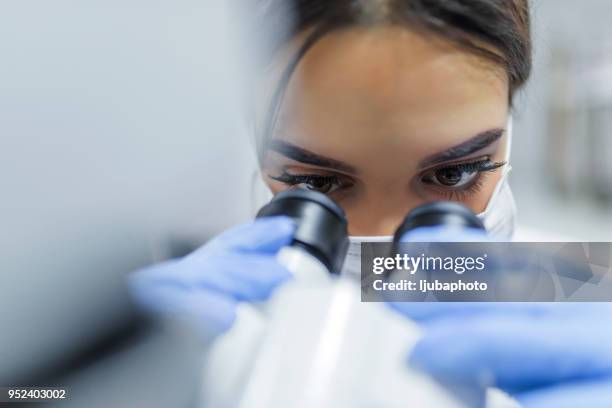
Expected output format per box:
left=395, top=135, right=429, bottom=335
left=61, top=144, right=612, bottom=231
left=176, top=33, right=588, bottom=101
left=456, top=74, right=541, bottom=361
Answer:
left=2, top=387, right=68, bottom=402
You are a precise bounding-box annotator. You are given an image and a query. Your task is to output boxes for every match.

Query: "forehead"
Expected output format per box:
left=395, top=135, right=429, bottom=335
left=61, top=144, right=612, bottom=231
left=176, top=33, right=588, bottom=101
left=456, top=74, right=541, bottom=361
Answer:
left=272, top=27, right=509, bottom=169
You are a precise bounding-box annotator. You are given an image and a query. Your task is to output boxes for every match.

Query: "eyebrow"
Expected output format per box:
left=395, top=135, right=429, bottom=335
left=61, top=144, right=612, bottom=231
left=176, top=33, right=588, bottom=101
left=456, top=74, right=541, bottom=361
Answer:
left=268, top=140, right=357, bottom=174
left=419, top=128, right=505, bottom=168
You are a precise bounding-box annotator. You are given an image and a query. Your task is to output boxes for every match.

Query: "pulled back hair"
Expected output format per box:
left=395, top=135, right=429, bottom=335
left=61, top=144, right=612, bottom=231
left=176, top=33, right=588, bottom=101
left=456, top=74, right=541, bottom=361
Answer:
left=255, top=0, right=532, bottom=161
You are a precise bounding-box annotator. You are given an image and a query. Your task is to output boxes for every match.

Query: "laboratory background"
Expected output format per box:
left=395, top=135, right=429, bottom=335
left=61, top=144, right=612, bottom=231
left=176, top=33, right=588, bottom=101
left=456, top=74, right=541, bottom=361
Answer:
left=1, top=0, right=612, bottom=406
left=512, top=0, right=612, bottom=241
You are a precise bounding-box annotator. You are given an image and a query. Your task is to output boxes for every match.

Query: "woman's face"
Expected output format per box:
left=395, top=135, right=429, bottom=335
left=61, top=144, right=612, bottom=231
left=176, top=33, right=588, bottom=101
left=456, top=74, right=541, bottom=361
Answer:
left=261, top=27, right=509, bottom=236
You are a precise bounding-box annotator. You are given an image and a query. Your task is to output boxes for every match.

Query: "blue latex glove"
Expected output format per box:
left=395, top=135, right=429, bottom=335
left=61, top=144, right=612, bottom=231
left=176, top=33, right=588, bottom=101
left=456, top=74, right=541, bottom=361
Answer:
left=393, top=226, right=612, bottom=407
left=403, top=303, right=612, bottom=408
left=128, top=216, right=295, bottom=335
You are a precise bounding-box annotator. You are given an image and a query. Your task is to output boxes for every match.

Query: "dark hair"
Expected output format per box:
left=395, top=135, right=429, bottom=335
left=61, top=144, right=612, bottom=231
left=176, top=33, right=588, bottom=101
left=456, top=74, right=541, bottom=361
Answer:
left=256, top=0, right=532, bottom=161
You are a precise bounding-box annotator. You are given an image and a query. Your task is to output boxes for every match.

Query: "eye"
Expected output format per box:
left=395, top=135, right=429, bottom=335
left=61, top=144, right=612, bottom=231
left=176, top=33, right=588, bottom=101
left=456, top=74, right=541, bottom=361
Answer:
left=297, top=175, right=339, bottom=193
left=421, top=159, right=505, bottom=189
left=426, top=166, right=478, bottom=188
left=268, top=172, right=351, bottom=194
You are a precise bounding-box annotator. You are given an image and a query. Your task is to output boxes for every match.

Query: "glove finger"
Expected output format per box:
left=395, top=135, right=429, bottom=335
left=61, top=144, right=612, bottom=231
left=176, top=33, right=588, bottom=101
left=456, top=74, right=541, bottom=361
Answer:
left=409, top=312, right=612, bottom=392
left=517, top=377, right=612, bottom=408
left=198, top=253, right=293, bottom=301
left=203, top=216, right=296, bottom=254
left=170, top=253, right=292, bottom=301
left=130, top=252, right=292, bottom=303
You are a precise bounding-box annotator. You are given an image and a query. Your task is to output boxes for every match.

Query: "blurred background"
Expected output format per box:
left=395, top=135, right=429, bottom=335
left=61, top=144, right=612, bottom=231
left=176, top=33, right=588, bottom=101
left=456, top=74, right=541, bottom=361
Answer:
left=0, top=1, right=258, bottom=405
left=1, top=0, right=611, bottom=405
left=513, top=0, right=612, bottom=241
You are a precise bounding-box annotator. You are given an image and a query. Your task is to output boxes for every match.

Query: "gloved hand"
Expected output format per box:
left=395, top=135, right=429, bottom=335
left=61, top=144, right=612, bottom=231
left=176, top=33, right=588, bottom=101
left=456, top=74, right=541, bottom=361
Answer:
left=401, top=302, right=612, bottom=408
left=393, top=226, right=612, bottom=407
left=128, top=216, right=295, bottom=336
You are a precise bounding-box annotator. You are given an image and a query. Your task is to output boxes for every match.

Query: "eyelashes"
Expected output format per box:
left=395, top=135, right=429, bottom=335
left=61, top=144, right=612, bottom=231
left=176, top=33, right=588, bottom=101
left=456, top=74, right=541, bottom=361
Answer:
left=421, top=159, right=505, bottom=200
left=267, top=173, right=350, bottom=194
left=268, top=158, right=506, bottom=199
left=421, top=159, right=505, bottom=188
left=437, top=159, right=505, bottom=174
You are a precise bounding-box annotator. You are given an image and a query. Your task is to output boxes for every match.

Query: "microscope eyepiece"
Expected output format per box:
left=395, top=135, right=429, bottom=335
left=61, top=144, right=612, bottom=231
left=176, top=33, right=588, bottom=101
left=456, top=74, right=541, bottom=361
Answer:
left=256, top=189, right=348, bottom=274
left=393, top=201, right=485, bottom=243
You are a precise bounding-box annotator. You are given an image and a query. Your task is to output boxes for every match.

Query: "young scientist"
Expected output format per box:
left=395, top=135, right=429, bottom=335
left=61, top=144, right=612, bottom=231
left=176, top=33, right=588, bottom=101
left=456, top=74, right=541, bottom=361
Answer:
left=131, top=1, right=612, bottom=406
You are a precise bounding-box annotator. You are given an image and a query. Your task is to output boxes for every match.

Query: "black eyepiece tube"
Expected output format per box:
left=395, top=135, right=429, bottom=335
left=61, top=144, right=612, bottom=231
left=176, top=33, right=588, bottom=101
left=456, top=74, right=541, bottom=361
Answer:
left=256, top=189, right=349, bottom=274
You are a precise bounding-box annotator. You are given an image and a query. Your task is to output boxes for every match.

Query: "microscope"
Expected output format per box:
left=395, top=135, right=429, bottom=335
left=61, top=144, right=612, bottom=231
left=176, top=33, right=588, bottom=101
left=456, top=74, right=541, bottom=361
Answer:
left=201, top=190, right=507, bottom=408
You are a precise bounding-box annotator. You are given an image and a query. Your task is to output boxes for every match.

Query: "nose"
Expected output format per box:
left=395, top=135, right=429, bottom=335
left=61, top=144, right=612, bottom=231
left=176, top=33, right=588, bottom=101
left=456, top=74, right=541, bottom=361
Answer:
left=344, top=196, right=425, bottom=236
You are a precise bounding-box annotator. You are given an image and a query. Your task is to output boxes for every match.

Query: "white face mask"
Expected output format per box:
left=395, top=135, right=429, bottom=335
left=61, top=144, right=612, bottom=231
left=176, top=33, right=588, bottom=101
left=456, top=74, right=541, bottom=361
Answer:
left=474, top=117, right=516, bottom=241
left=340, top=119, right=517, bottom=277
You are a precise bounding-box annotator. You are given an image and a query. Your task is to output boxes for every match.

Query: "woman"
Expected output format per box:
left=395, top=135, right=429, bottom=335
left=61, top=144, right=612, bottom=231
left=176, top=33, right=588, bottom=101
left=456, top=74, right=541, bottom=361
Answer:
left=253, top=0, right=528, bottom=238
left=131, top=1, right=612, bottom=406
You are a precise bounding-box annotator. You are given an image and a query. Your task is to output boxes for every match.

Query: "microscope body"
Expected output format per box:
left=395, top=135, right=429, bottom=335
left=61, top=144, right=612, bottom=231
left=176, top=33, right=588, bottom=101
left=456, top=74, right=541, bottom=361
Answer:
left=201, top=194, right=492, bottom=408
left=202, top=255, right=476, bottom=407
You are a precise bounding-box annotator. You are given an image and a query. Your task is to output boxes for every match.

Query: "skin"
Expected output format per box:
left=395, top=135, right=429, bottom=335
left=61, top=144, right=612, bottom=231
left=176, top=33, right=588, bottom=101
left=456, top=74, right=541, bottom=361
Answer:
left=261, top=27, right=509, bottom=236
